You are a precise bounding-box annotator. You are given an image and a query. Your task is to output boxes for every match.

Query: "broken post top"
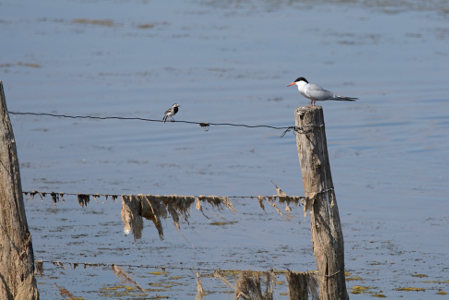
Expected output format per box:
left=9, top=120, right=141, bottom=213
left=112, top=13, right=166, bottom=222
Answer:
left=294, top=106, right=325, bottom=131
left=296, top=105, right=322, bottom=111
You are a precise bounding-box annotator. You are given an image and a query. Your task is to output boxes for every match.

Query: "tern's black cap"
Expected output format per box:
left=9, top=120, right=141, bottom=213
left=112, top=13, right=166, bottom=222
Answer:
left=294, top=77, right=308, bottom=83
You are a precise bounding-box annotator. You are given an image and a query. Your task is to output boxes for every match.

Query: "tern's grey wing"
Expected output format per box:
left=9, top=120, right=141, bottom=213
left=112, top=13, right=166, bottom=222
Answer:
left=305, top=83, right=334, bottom=100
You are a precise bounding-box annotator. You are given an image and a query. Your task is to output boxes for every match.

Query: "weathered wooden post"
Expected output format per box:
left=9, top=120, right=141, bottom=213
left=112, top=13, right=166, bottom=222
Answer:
left=0, top=81, right=39, bottom=299
left=295, top=106, right=348, bottom=300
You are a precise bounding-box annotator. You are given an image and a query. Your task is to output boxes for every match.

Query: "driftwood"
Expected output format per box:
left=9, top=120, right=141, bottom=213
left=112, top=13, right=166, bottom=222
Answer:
left=295, top=106, right=348, bottom=300
left=0, top=81, right=39, bottom=299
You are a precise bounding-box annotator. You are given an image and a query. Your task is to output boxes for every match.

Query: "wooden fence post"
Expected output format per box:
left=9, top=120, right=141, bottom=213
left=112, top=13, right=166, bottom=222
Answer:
left=0, top=81, right=39, bottom=299
left=295, top=106, right=348, bottom=300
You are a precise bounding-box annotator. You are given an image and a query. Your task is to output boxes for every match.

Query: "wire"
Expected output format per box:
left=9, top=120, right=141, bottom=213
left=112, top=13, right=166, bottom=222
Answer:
left=37, top=259, right=308, bottom=275
left=9, top=111, right=302, bottom=136
left=22, top=190, right=305, bottom=202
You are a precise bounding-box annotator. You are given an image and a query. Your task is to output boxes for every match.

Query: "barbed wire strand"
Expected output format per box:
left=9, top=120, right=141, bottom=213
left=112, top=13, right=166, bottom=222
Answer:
left=38, top=259, right=342, bottom=278
left=38, top=259, right=314, bottom=276
left=22, top=190, right=305, bottom=202
left=9, top=111, right=302, bottom=136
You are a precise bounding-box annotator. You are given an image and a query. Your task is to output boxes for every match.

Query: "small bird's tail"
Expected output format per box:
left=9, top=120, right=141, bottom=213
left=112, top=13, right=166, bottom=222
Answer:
left=333, top=95, right=358, bottom=101
left=162, top=115, right=167, bottom=123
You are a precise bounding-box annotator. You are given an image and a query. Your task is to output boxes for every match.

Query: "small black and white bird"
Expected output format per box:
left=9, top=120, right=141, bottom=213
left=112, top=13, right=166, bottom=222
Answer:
left=162, top=103, right=180, bottom=123
left=287, top=77, right=357, bottom=107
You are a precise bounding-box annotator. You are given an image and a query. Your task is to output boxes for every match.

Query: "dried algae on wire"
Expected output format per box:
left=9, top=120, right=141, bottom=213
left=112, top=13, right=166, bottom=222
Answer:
left=55, top=283, right=79, bottom=299
left=234, top=271, right=274, bottom=300
left=140, top=195, right=167, bottom=239
left=285, top=271, right=318, bottom=300
left=77, top=194, right=90, bottom=207
left=121, top=194, right=235, bottom=240
left=196, top=272, right=205, bottom=300
left=111, top=264, right=146, bottom=294
left=213, top=270, right=235, bottom=290
left=121, top=195, right=143, bottom=240
left=34, top=260, right=43, bottom=276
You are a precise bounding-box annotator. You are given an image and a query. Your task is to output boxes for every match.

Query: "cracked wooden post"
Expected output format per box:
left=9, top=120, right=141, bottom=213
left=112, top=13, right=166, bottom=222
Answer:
left=295, top=106, right=348, bottom=300
left=0, top=81, right=39, bottom=299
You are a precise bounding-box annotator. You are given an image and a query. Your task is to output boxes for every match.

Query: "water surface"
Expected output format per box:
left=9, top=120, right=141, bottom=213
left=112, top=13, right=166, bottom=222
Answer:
left=1, top=0, right=449, bottom=298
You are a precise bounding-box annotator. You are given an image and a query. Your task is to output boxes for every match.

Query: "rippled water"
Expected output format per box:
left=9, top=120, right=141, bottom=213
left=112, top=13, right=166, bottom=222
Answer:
left=2, top=0, right=449, bottom=298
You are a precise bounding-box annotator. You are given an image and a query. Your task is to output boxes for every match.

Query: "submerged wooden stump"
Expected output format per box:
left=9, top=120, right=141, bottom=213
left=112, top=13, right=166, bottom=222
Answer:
left=0, top=81, right=39, bottom=299
left=295, top=106, right=348, bottom=300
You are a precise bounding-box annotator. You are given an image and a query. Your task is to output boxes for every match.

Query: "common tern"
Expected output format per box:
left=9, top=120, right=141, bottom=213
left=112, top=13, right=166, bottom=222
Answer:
left=162, top=103, right=180, bottom=122
left=287, top=77, right=357, bottom=106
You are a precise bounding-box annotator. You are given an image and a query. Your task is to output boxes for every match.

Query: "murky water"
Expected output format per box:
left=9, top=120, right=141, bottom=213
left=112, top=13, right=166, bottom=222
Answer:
left=1, top=0, right=449, bottom=298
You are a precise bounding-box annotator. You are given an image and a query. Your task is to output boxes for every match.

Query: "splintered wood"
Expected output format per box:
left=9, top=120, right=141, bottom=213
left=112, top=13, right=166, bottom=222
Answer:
left=0, top=81, right=39, bottom=299
left=121, top=194, right=233, bottom=240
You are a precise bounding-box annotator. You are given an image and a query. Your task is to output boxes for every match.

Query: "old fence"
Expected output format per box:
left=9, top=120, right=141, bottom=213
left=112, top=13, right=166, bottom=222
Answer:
left=0, top=80, right=348, bottom=300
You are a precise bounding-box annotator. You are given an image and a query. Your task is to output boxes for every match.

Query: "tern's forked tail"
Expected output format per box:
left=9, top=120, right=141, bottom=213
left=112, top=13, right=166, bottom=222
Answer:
left=333, top=95, right=358, bottom=101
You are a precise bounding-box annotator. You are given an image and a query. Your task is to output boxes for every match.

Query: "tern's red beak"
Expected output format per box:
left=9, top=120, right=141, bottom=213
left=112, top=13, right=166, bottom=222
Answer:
left=287, top=82, right=295, bottom=87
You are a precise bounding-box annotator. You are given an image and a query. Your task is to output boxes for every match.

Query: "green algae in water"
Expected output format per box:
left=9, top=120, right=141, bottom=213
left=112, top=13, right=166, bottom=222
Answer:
left=209, top=220, right=238, bottom=226
left=436, top=289, right=447, bottom=295
left=99, top=284, right=147, bottom=298
left=395, top=287, right=425, bottom=292
left=351, top=285, right=372, bottom=294
left=346, top=275, right=363, bottom=281
left=411, top=273, right=428, bottom=278
left=148, top=271, right=168, bottom=276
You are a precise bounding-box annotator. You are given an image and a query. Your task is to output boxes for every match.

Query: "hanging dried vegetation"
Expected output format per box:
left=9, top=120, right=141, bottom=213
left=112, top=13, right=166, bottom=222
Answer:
left=234, top=271, right=274, bottom=300
left=121, top=194, right=234, bottom=240
left=111, top=264, right=146, bottom=294
left=285, top=270, right=319, bottom=300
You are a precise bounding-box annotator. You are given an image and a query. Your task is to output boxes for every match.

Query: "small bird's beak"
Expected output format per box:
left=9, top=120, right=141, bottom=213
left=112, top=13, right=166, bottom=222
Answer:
left=287, top=82, right=295, bottom=87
